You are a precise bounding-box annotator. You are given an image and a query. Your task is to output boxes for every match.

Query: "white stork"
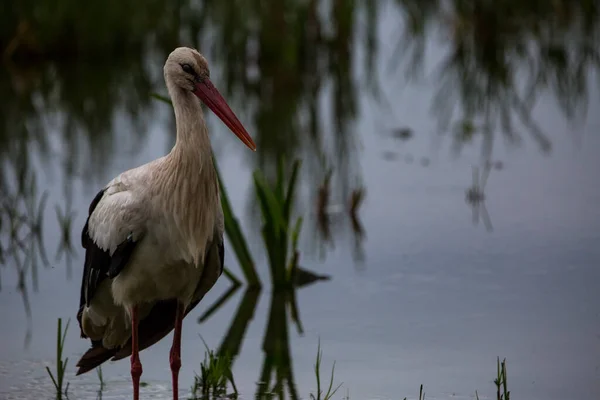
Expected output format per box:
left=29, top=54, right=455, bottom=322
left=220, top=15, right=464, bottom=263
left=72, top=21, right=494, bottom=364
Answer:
left=75, top=47, right=256, bottom=400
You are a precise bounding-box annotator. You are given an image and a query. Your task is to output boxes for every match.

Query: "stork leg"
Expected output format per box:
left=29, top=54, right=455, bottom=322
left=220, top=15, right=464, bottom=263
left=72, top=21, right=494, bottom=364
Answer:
left=170, top=301, right=184, bottom=400
left=130, top=305, right=143, bottom=400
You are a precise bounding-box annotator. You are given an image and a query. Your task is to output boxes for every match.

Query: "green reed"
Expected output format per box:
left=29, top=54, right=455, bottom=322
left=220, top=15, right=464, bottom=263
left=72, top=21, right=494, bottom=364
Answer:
left=406, top=358, right=510, bottom=400
left=190, top=341, right=237, bottom=399
left=253, top=158, right=303, bottom=288
left=45, top=318, right=70, bottom=400
left=310, top=338, right=342, bottom=400
left=402, top=384, right=425, bottom=400
left=494, top=357, right=510, bottom=400
left=213, top=157, right=259, bottom=288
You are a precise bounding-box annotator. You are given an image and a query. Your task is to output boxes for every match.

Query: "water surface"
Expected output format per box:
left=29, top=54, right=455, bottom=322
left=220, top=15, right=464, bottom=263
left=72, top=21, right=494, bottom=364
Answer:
left=1, top=2, right=599, bottom=399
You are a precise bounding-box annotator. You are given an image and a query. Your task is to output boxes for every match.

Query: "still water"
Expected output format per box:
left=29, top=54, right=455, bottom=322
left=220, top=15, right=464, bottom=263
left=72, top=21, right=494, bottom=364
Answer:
left=1, top=5, right=600, bottom=400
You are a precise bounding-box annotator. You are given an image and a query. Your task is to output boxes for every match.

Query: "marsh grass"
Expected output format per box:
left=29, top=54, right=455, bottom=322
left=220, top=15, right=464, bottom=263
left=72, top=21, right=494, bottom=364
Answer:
left=45, top=317, right=70, bottom=400
left=214, top=158, right=258, bottom=287
left=190, top=339, right=237, bottom=399
left=493, top=357, right=510, bottom=400
left=310, top=339, right=342, bottom=400
left=402, top=385, right=425, bottom=400
left=253, top=158, right=303, bottom=288
left=44, top=311, right=512, bottom=400
left=404, top=358, right=510, bottom=400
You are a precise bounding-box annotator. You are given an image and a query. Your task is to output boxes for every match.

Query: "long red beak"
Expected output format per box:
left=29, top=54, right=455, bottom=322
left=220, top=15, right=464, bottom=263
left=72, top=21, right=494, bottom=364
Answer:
left=193, top=79, right=256, bottom=151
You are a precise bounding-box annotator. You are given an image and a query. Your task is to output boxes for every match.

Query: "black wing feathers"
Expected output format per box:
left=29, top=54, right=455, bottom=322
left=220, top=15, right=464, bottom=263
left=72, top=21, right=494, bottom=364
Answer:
left=78, top=188, right=108, bottom=335
left=107, top=234, right=136, bottom=278
left=218, top=240, right=224, bottom=276
left=81, top=188, right=106, bottom=247
left=77, top=188, right=139, bottom=334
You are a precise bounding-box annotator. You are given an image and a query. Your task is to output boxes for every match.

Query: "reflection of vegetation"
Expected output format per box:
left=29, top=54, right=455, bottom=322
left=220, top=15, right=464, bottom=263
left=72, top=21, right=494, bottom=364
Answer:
left=1, top=0, right=374, bottom=203
left=46, top=318, right=70, bottom=400
left=198, top=278, right=322, bottom=398
left=0, top=0, right=185, bottom=61
left=315, top=170, right=334, bottom=250
left=393, top=0, right=600, bottom=159
left=55, top=183, right=77, bottom=280
left=0, top=57, right=155, bottom=190
left=2, top=1, right=598, bottom=187
left=0, top=164, right=50, bottom=289
left=0, top=0, right=171, bottom=186
left=0, top=159, right=77, bottom=331
left=312, top=171, right=366, bottom=264
left=190, top=336, right=343, bottom=400
left=95, top=365, right=105, bottom=400
left=256, top=290, right=303, bottom=399
left=348, top=187, right=366, bottom=262
left=3, top=1, right=598, bottom=270
left=466, top=164, right=493, bottom=232
left=193, top=158, right=328, bottom=400
left=4, top=3, right=587, bottom=396
left=193, top=0, right=374, bottom=187
left=392, top=127, right=414, bottom=141
left=196, top=304, right=513, bottom=400
left=198, top=286, right=303, bottom=398
left=0, top=161, right=49, bottom=328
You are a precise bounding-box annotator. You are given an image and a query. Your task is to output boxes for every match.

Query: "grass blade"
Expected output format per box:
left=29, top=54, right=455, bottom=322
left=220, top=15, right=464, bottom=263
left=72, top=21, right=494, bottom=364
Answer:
left=214, top=157, right=259, bottom=287
left=150, top=92, right=172, bottom=105
left=283, top=160, right=301, bottom=224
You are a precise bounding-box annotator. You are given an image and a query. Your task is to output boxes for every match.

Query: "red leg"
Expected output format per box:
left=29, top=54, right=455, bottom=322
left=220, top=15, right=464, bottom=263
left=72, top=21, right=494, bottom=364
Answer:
left=170, top=302, right=184, bottom=400
left=130, top=305, right=143, bottom=400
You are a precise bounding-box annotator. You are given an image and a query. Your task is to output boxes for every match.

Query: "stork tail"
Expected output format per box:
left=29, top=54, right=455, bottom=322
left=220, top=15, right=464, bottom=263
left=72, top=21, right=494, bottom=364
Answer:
left=75, top=343, right=118, bottom=375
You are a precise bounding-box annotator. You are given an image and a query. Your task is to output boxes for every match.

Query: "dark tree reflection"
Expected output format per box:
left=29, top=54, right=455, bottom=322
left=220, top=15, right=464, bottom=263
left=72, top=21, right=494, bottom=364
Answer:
left=3, top=0, right=599, bottom=179
left=391, top=0, right=600, bottom=159
left=1, top=0, right=599, bottom=262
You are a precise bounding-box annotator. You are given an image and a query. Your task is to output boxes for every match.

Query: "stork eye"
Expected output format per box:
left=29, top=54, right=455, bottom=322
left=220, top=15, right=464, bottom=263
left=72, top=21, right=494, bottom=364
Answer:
left=181, top=64, right=194, bottom=74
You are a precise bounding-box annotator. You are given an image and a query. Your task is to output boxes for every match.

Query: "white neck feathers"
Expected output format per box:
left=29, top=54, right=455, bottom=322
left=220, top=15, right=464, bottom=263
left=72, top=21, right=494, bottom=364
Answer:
left=157, top=80, right=219, bottom=266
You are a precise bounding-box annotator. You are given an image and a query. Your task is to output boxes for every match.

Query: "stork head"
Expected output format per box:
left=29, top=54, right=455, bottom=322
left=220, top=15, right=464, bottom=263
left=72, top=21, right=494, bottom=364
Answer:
left=164, top=47, right=256, bottom=151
